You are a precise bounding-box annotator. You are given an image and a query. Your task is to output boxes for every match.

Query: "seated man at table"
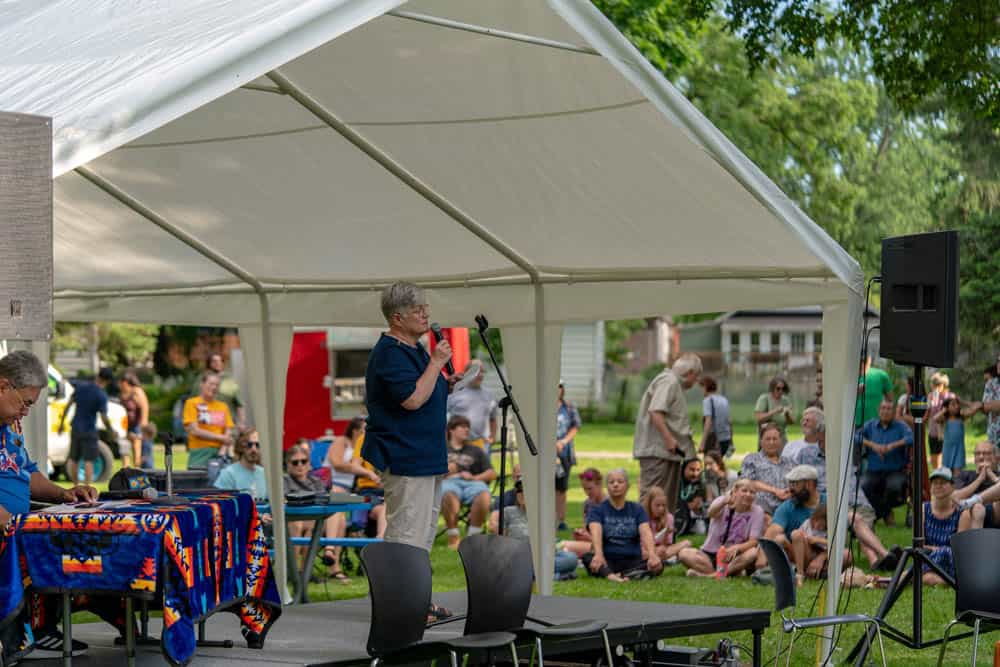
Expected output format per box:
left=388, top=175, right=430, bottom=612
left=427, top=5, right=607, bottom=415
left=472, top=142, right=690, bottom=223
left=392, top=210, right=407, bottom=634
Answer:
left=440, top=415, right=497, bottom=549
left=0, top=350, right=98, bottom=662
left=283, top=444, right=351, bottom=583
left=214, top=428, right=268, bottom=500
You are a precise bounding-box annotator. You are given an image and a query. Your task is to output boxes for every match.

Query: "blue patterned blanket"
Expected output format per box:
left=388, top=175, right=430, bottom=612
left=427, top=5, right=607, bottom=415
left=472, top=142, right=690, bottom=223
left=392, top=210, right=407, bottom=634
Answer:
left=0, top=491, right=281, bottom=666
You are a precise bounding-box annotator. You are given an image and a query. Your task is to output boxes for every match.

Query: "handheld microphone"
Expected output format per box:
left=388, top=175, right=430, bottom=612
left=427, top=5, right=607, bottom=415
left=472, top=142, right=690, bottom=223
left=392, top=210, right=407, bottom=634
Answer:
left=100, top=487, right=159, bottom=501
left=429, top=323, right=455, bottom=375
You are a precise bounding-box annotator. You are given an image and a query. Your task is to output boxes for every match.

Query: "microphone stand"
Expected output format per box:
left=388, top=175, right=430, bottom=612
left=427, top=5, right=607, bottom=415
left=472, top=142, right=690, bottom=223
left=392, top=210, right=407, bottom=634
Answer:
left=151, top=433, right=187, bottom=505
left=474, top=314, right=537, bottom=536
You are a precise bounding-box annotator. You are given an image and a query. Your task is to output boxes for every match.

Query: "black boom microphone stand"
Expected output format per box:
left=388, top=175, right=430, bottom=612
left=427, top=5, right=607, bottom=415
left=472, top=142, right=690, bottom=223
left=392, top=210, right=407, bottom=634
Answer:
left=474, top=314, right=537, bottom=535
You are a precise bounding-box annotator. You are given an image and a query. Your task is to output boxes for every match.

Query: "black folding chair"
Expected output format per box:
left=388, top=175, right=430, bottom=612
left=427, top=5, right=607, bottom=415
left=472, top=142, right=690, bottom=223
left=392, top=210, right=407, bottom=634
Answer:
left=937, top=529, right=1000, bottom=666
left=458, top=534, right=614, bottom=667
left=306, top=542, right=517, bottom=667
left=758, top=539, right=886, bottom=667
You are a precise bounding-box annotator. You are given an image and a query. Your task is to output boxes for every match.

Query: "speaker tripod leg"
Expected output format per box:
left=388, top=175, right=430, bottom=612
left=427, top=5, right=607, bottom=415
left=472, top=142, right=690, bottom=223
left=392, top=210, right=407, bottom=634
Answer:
left=848, top=549, right=915, bottom=665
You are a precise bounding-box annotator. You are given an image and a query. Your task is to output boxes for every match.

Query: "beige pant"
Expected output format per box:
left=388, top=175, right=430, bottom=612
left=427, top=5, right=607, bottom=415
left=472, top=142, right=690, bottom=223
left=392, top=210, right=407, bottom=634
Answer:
left=383, top=471, right=443, bottom=552
left=637, top=457, right=682, bottom=514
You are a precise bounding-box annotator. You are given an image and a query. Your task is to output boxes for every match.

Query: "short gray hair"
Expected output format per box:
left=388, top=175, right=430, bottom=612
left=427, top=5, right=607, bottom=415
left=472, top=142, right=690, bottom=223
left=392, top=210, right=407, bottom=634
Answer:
left=607, top=467, right=629, bottom=484
left=380, top=282, right=426, bottom=323
left=804, top=406, right=825, bottom=433
left=0, top=350, right=47, bottom=389
left=672, top=353, right=703, bottom=378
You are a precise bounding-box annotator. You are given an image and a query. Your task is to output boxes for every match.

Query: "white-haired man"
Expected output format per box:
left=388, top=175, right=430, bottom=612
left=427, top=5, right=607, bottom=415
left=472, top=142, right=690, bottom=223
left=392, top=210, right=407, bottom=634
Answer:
left=785, top=406, right=824, bottom=463
left=633, top=353, right=702, bottom=513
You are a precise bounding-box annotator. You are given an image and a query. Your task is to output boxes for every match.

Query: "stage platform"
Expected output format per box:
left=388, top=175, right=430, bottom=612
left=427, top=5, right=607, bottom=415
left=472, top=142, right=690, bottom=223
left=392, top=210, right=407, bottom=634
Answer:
left=32, top=591, right=770, bottom=666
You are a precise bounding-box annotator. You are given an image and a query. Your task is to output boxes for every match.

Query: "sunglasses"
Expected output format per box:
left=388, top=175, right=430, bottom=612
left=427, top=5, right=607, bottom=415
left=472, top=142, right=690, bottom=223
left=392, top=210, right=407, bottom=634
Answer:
left=245, top=441, right=260, bottom=449
left=289, top=459, right=308, bottom=466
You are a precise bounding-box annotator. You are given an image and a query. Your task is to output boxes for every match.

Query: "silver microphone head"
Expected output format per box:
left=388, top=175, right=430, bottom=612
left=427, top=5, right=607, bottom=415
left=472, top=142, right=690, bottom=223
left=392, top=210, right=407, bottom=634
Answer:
left=142, top=486, right=159, bottom=500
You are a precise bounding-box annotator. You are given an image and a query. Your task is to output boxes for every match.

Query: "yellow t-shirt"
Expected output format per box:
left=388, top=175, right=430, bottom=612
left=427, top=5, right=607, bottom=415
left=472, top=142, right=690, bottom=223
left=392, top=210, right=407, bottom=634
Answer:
left=351, top=433, right=380, bottom=491
left=182, top=396, right=234, bottom=450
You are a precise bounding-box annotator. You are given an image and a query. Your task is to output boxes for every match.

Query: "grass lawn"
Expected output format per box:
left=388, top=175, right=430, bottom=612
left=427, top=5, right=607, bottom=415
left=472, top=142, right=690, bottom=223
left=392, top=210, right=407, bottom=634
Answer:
left=57, top=423, right=989, bottom=665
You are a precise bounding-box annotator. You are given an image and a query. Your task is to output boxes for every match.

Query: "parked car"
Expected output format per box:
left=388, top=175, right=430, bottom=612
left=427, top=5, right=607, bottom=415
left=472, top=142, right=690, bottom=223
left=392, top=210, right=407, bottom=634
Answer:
left=47, top=366, right=129, bottom=482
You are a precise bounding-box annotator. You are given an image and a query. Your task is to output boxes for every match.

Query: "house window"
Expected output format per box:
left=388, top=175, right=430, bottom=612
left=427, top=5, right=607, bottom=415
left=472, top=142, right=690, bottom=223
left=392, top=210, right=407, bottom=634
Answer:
left=791, top=333, right=806, bottom=353
left=750, top=332, right=760, bottom=353
left=770, top=332, right=780, bottom=348
left=730, top=332, right=740, bottom=347
left=813, top=331, right=823, bottom=352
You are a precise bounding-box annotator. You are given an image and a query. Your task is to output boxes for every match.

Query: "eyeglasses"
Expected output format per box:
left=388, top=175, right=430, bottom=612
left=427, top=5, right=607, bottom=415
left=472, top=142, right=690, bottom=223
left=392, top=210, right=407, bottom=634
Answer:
left=289, top=459, right=308, bottom=466
left=245, top=441, right=260, bottom=449
left=9, top=387, right=35, bottom=411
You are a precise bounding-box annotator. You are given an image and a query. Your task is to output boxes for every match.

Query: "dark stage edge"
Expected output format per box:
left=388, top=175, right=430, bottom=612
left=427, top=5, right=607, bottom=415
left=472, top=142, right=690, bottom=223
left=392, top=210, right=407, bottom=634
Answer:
left=28, top=591, right=770, bottom=666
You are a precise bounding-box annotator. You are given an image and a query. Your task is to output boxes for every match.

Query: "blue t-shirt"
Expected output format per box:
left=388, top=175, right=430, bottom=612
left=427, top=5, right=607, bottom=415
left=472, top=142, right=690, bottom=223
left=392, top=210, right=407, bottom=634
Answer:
left=586, top=499, right=649, bottom=561
left=772, top=492, right=826, bottom=533
left=363, top=334, right=448, bottom=477
left=556, top=401, right=581, bottom=467
left=0, top=424, right=39, bottom=515
left=70, top=380, right=108, bottom=433
left=213, top=462, right=269, bottom=501
left=856, top=418, right=913, bottom=472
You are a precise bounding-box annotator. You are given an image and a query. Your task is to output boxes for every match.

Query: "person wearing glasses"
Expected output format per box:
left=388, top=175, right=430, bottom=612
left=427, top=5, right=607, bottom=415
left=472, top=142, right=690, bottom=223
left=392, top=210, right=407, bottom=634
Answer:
left=754, top=376, right=794, bottom=446
left=213, top=429, right=268, bottom=500
left=0, top=351, right=98, bottom=662
left=282, top=443, right=351, bottom=583
left=362, top=282, right=459, bottom=554
left=56, top=366, right=114, bottom=484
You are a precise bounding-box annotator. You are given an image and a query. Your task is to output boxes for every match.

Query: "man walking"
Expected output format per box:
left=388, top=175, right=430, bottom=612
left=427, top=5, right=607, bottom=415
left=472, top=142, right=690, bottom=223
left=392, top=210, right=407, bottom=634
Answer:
left=58, top=367, right=113, bottom=484
left=633, top=353, right=702, bottom=512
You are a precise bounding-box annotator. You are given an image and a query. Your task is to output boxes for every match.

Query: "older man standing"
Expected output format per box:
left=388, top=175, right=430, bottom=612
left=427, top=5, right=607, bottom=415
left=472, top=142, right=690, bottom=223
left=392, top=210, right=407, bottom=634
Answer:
left=633, top=353, right=702, bottom=512
left=0, top=351, right=98, bottom=661
left=446, top=361, right=497, bottom=451
left=363, top=282, right=456, bottom=554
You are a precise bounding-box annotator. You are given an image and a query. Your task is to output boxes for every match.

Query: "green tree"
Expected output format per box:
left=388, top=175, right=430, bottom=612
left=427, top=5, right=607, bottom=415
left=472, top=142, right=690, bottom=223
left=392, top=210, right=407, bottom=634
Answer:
left=679, top=22, right=957, bottom=275
left=674, top=0, right=1000, bottom=127
left=53, top=322, right=159, bottom=368
left=592, top=0, right=707, bottom=74
left=604, top=319, right=649, bottom=366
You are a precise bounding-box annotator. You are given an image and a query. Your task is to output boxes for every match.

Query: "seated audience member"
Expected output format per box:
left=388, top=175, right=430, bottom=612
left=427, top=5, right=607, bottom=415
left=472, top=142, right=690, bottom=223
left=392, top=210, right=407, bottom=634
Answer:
left=790, top=503, right=829, bottom=586
left=675, top=457, right=707, bottom=535
left=283, top=444, right=351, bottom=584
left=754, top=464, right=823, bottom=569
left=559, top=467, right=607, bottom=557
left=488, top=480, right=580, bottom=579
left=642, top=486, right=691, bottom=563
left=493, top=462, right=522, bottom=513
left=740, top=422, right=793, bottom=515
left=582, top=468, right=662, bottom=582
left=955, top=441, right=999, bottom=491
left=441, top=415, right=497, bottom=549
left=214, top=428, right=268, bottom=500
left=785, top=407, right=824, bottom=463
left=678, top=478, right=764, bottom=578
left=952, top=444, right=1000, bottom=531
left=703, top=452, right=735, bottom=503
left=857, top=399, right=913, bottom=524
left=350, top=453, right=388, bottom=539
left=801, top=422, right=902, bottom=571
left=325, top=417, right=376, bottom=492
left=923, top=468, right=964, bottom=586
left=795, top=412, right=827, bottom=492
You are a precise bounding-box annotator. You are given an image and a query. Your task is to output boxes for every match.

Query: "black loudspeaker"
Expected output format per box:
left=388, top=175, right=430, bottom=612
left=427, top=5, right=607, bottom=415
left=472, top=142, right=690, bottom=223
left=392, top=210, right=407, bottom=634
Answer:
left=880, top=231, right=959, bottom=367
left=0, top=112, right=53, bottom=340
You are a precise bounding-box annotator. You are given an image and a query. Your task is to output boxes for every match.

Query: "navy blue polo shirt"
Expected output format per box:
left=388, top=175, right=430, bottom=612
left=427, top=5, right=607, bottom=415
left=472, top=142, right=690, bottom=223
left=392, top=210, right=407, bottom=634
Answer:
left=363, top=334, right=448, bottom=477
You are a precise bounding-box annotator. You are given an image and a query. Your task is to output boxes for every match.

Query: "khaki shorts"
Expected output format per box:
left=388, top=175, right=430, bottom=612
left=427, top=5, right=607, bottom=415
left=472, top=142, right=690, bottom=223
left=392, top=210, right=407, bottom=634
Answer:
left=852, top=505, right=876, bottom=526
left=383, top=471, right=443, bottom=552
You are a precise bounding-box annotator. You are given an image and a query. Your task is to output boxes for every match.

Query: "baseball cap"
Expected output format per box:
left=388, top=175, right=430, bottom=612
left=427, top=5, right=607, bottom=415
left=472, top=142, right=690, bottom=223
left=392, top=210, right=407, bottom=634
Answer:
left=929, top=467, right=953, bottom=482
left=786, top=465, right=819, bottom=482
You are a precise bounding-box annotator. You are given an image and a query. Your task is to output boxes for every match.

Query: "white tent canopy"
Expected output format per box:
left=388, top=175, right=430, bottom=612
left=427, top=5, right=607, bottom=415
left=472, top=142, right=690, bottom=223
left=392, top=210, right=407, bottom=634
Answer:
left=1, top=0, right=863, bottom=639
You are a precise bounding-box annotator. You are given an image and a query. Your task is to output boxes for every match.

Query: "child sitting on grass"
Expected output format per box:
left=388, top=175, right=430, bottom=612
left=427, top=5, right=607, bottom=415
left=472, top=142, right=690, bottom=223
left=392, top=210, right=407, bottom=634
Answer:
left=791, top=502, right=828, bottom=587
left=642, top=486, right=691, bottom=564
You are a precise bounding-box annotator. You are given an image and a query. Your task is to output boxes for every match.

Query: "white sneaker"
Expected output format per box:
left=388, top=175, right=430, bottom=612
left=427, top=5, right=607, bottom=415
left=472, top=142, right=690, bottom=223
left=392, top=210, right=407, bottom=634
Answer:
left=22, top=630, right=88, bottom=660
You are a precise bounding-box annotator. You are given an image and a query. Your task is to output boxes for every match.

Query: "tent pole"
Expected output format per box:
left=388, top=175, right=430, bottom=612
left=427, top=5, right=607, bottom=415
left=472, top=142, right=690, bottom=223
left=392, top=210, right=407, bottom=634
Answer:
left=265, top=69, right=540, bottom=283
left=386, top=10, right=599, bottom=56
left=74, top=164, right=291, bottom=600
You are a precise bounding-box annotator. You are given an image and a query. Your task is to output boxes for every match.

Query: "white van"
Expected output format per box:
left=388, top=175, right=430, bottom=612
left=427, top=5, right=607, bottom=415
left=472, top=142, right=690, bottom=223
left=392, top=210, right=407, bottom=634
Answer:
left=47, top=366, right=129, bottom=482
